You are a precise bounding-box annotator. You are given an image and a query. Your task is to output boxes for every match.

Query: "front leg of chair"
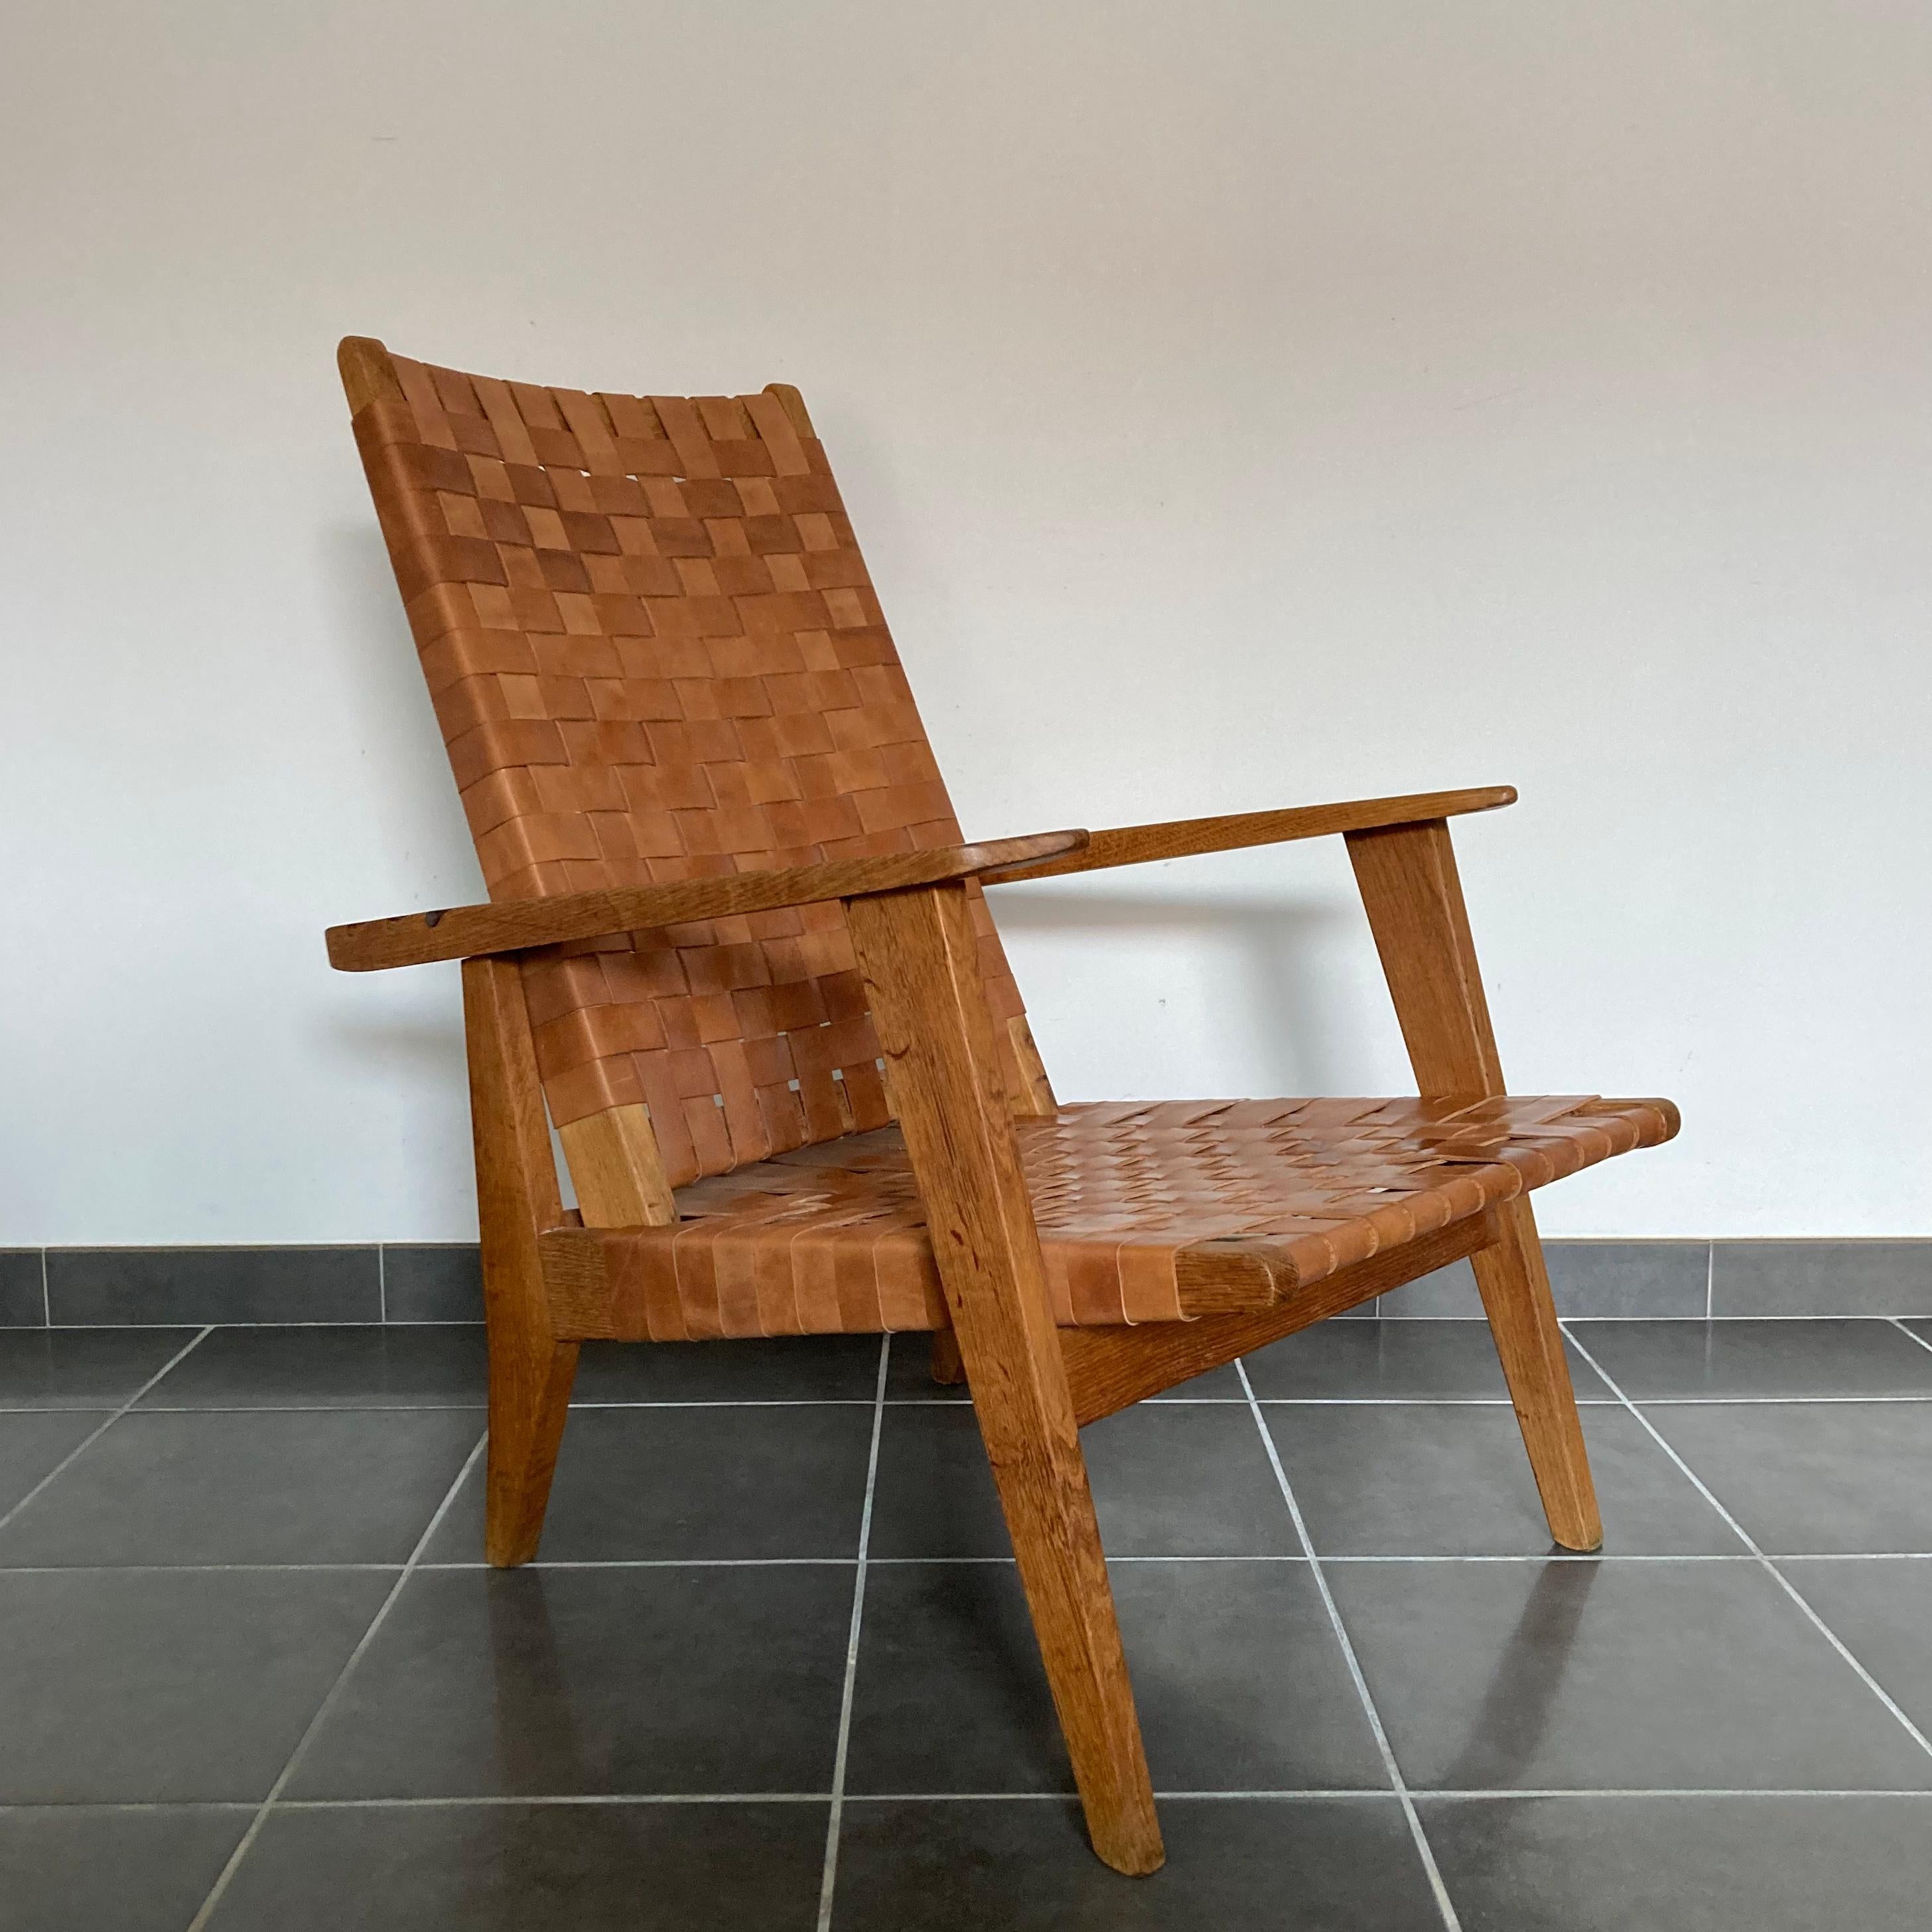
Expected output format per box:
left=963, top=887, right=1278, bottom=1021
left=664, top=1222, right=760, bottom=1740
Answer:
left=462, top=957, right=581, bottom=1568
left=846, top=883, right=1164, bottom=1877
left=1346, top=820, right=1602, bottom=1552
left=1470, top=1199, right=1601, bottom=1551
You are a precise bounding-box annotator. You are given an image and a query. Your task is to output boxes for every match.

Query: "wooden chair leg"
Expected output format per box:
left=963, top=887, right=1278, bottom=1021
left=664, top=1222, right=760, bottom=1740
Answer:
left=1473, top=1201, right=1601, bottom=1551
left=484, top=1334, right=579, bottom=1568
left=848, top=883, right=1164, bottom=1877
left=463, top=956, right=579, bottom=1568
left=1347, top=819, right=1604, bottom=1554
left=929, top=1326, right=966, bottom=1385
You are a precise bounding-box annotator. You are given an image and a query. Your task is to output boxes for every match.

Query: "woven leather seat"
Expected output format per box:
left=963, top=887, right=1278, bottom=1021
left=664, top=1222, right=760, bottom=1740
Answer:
left=328, top=336, right=1681, bottom=1878
left=559, top=1095, right=1677, bottom=1340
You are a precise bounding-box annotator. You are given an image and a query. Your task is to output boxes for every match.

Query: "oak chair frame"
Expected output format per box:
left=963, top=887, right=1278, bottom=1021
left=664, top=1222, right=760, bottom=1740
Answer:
left=328, top=338, right=1677, bottom=1877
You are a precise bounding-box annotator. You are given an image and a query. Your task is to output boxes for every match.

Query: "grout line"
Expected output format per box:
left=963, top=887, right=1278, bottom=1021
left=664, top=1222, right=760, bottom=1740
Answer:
left=1235, top=1358, right=1464, bottom=1931
left=13, top=1787, right=1932, bottom=1819
left=11, top=1551, right=1932, bottom=1581
left=815, top=1333, right=890, bottom=1932
left=1, top=1564, right=408, bottom=1576
left=377, top=1247, right=387, bottom=1326
left=281, top=1791, right=832, bottom=1808
left=184, top=1426, right=488, bottom=1931
left=1631, top=1396, right=1932, bottom=1407
left=1706, top=1241, right=1714, bottom=1320
left=1888, top=1318, right=1932, bottom=1361
left=22, top=1313, right=1932, bottom=1333
left=423, top=1556, right=860, bottom=1570
left=1560, top=1325, right=1932, bottom=1763
left=40, top=1250, right=50, bottom=1330
left=133, top=1405, right=488, bottom=1415
left=0, top=1328, right=213, bottom=1537
left=71, top=1392, right=1932, bottom=1418
left=1412, top=1787, right=1932, bottom=1801
left=578, top=1399, right=878, bottom=1409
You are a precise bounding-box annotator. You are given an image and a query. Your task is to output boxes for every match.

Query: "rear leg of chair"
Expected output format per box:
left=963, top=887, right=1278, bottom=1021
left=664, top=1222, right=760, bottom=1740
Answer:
left=1474, top=1200, right=1602, bottom=1552
left=929, top=1326, right=966, bottom=1385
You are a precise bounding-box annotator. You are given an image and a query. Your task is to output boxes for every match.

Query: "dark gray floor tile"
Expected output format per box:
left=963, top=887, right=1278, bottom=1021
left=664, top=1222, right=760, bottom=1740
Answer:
left=835, top=1797, right=1440, bottom=1929
left=1422, top=1794, right=1932, bottom=1931
left=0, top=1409, right=480, bottom=1566
left=1375, top=1245, right=1711, bottom=1320
left=0, top=1328, right=196, bottom=1409
left=0, top=1249, right=44, bottom=1326
left=883, top=1331, right=971, bottom=1401
left=868, top=1404, right=1298, bottom=1559
left=1242, top=1320, right=1609, bottom=1401
left=1079, top=1404, right=1301, bottom=1555
left=381, top=1245, right=482, bottom=1322
left=845, top=1560, right=1385, bottom=1794
left=0, top=1410, right=102, bottom=1515
left=1267, top=1405, right=1743, bottom=1556
left=1776, top=1558, right=1932, bottom=1738
left=0, top=1568, right=391, bottom=1799
left=1566, top=1319, right=1932, bottom=1400
left=1145, top=1361, right=1253, bottom=1397
left=427, top=1403, right=872, bottom=1562
left=138, top=1325, right=488, bottom=1408
left=573, top=1332, right=882, bottom=1403
left=210, top=1801, right=824, bottom=1931
left=1328, top=1558, right=1932, bottom=1791
left=1714, top=1242, right=1932, bottom=1318
left=865, top=1407, right=1006, bottom=1556
left=46, top=1247, right=380, bottom=1326
left=1372, top=1257, right=1482, bottom=1317
left=290, top=1566, right=850, bottom=1797
left=1645, top=1402, right=1932, bottom=1554
left=0, top=1807, right=250, bottom=1932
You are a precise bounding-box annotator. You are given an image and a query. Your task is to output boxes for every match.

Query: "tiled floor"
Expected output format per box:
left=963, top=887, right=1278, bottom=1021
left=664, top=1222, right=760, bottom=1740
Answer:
left=6, top=1317, right=1932, bottom=1927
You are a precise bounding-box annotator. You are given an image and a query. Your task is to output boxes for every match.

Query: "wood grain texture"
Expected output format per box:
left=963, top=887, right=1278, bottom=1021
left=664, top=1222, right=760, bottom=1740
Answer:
left=1346, top=819, right=1602, bottom=1552
left=338, top=334, right=403, bottom=413
left=928, top=1326, right=967, bottom=1385
left=982, top=788, right=1514, bottom=884
left=557, top=1104, right=679, bottom=1229
left=1005, top=1014, right=1059, bottom=1117
left=462, top=955, right=580, bottom=1566
left=1060, top=1213, right=1496, bottom=1426
left=847, top=882, right=1162, bottom=1876
left=327, top=829, right=1087, bottom=972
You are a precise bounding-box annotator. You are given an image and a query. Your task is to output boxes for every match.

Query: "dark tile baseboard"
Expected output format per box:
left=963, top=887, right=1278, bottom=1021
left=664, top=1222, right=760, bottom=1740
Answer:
left=0, top=1247, right=474, bottom=1329
left=0, top=1241, right=1925, bottom=1328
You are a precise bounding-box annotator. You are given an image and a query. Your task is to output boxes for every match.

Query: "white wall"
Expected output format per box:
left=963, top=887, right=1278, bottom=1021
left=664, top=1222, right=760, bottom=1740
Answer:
left=4, top=0, right=1928, bottom=1243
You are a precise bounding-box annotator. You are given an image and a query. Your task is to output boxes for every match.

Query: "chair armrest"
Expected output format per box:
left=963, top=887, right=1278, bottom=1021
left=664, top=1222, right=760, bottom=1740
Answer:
left=978, top=786, right=1514, bottom=884
left=325, top=829, right=1088, bottom=972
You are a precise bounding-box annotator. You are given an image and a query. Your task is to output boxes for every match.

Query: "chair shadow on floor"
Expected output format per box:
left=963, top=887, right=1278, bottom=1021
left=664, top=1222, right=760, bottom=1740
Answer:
left=486, top=1568, right=588, bottom=1793
left=1437, top=1559, right=1600, bottom=1791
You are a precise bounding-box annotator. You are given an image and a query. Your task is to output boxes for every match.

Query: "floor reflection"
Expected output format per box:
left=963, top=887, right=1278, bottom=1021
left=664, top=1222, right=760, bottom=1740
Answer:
left=1436, top=1558, right=1599, bottom=1791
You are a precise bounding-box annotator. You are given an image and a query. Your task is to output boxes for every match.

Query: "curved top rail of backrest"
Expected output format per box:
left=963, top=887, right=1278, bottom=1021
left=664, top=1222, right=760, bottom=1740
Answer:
left=339, top=336, right=1041, bottom=1211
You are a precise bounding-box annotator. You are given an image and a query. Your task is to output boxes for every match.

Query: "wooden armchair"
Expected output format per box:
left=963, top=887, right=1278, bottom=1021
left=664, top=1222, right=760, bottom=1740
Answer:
left=327, top=338, right=1678, bottom=1876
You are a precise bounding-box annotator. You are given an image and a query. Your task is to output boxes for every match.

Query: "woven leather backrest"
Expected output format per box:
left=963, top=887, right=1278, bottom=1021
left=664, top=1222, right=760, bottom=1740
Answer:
left=342, top=339, right=1038, bottom=1194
